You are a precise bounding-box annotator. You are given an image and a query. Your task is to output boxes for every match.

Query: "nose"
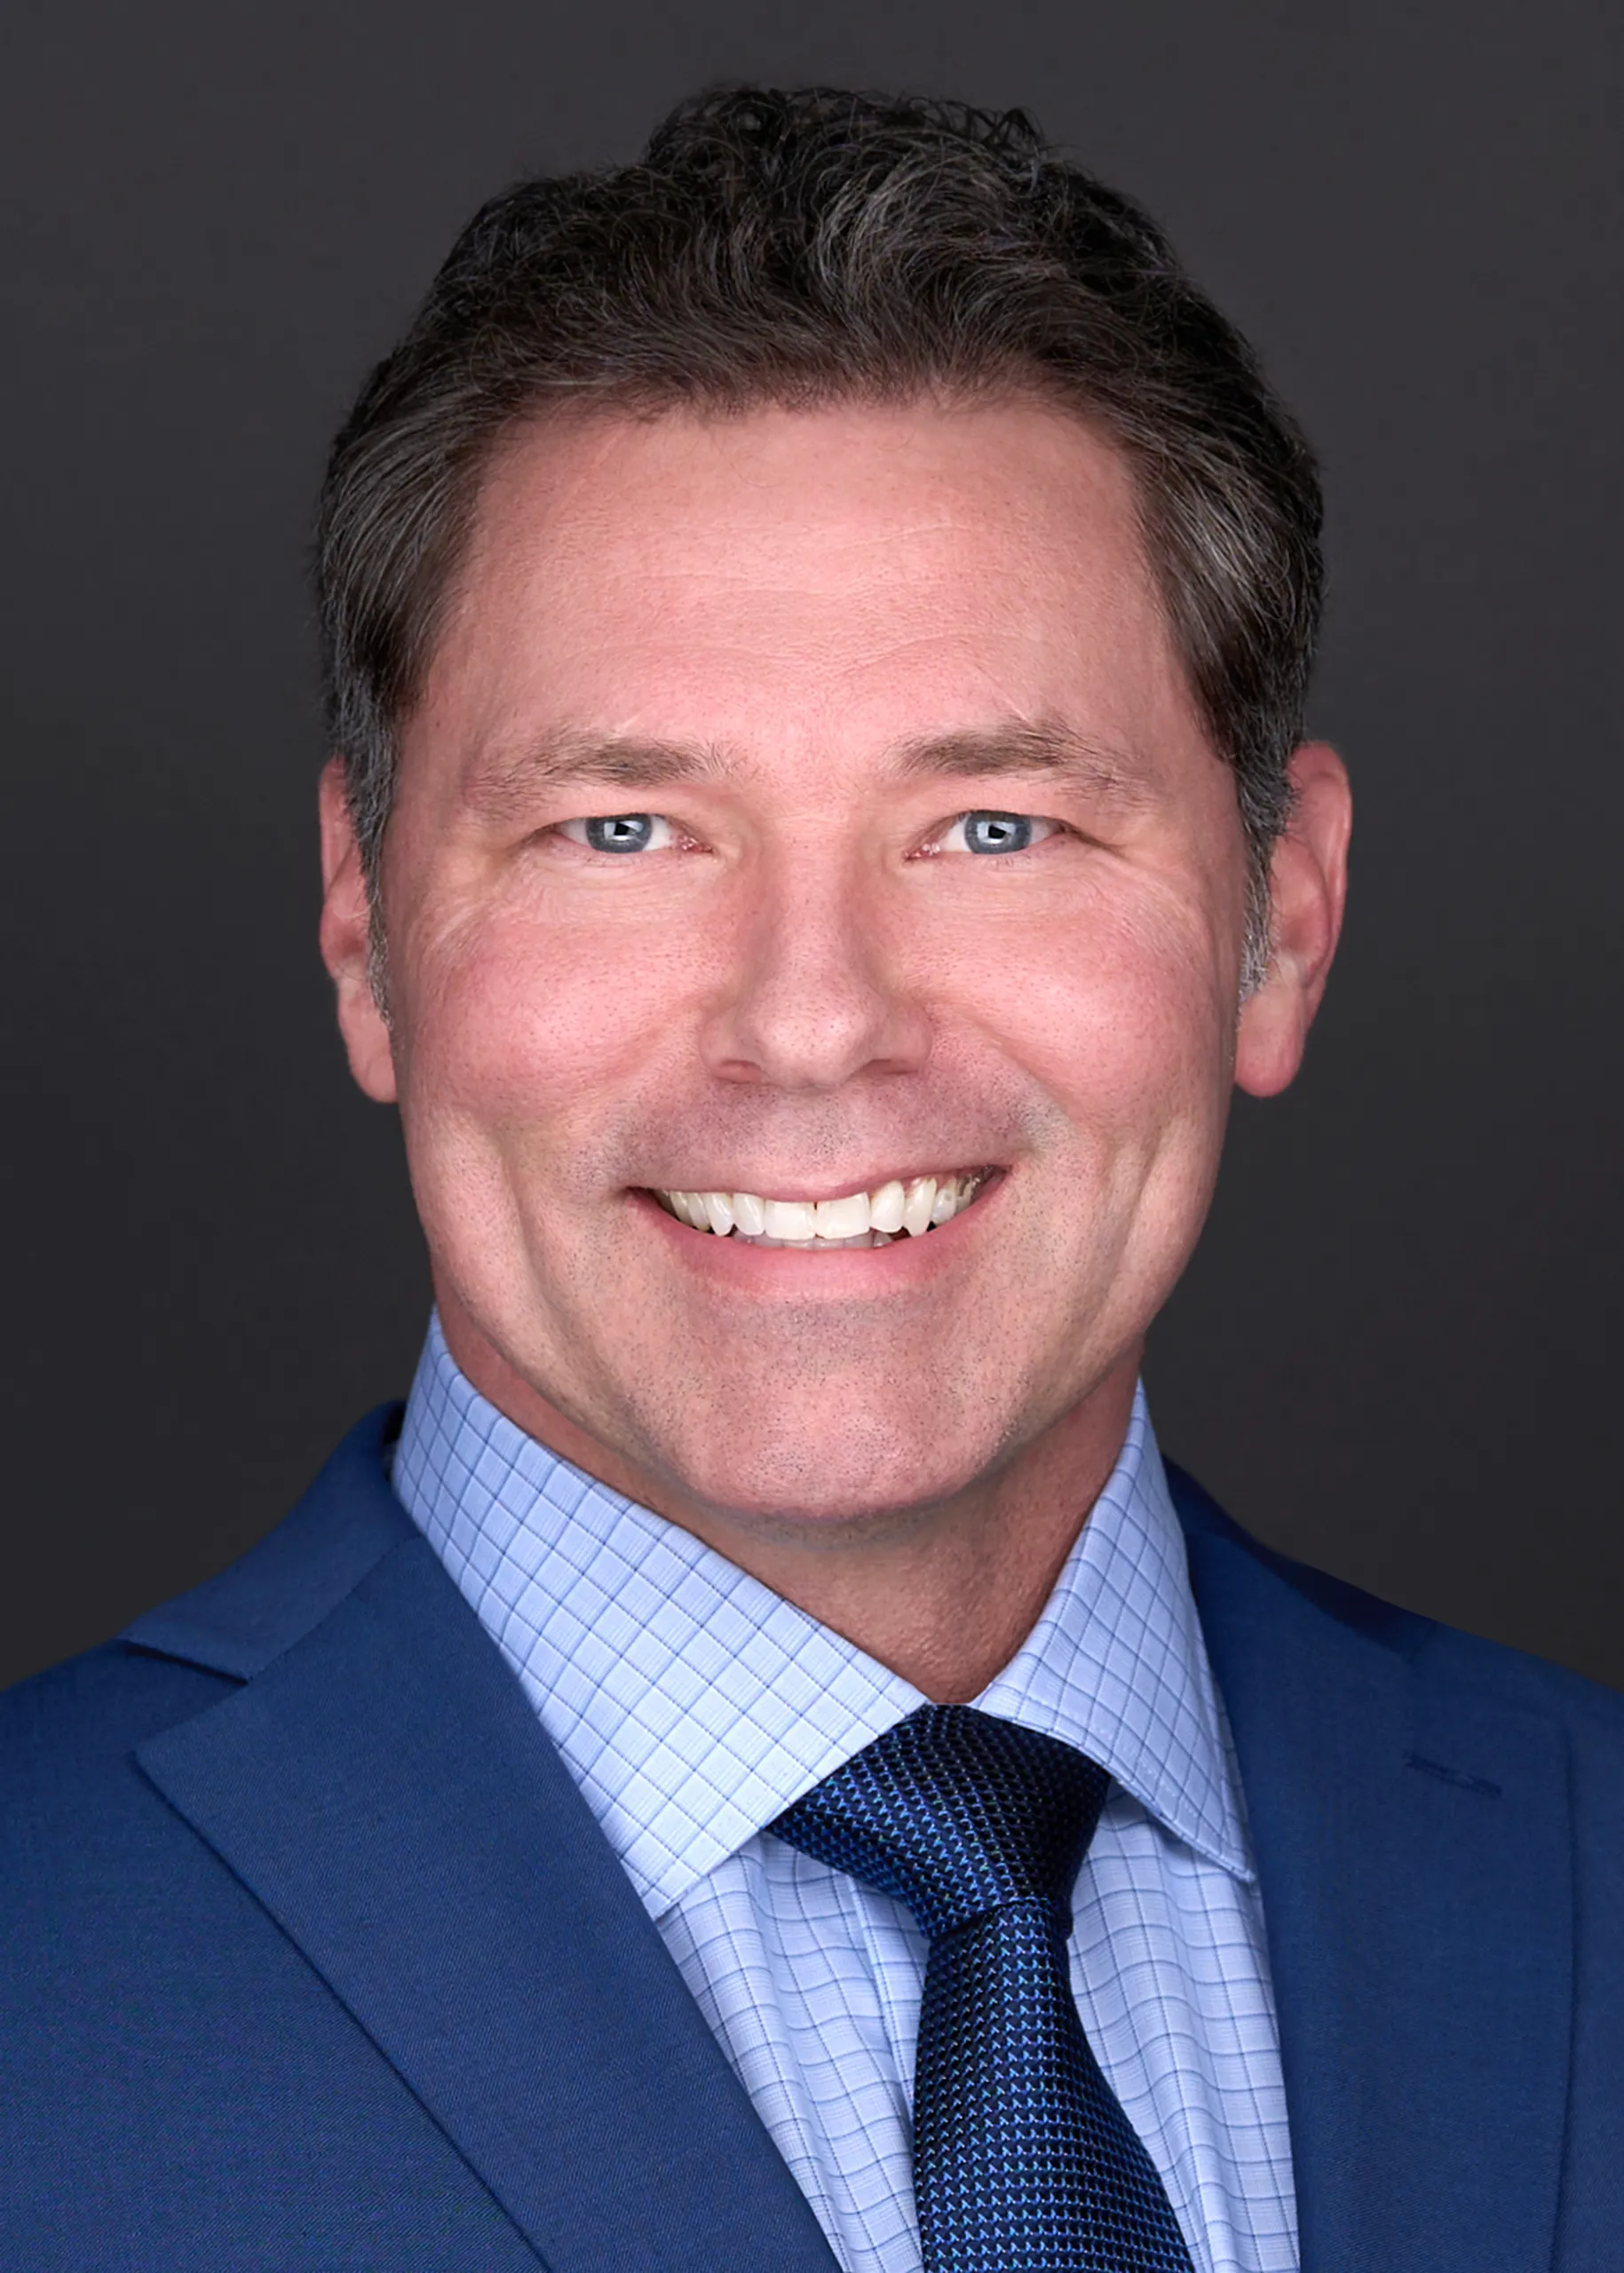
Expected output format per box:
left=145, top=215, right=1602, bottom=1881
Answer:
left=699, top=844, right=932, bottom=1091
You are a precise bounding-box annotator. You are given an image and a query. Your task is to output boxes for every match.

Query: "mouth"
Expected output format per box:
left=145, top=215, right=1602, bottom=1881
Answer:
left=649, top=1170, right=994, bottom=1248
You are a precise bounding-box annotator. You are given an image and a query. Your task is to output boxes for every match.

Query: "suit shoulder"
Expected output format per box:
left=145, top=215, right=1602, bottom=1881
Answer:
left=1168, top=1457, right=1624, bottom=1738
left=3, top=1406, right=419, bottom=1873
left=1418, top=1618, right=1624, bottom=1738
left=0, top=1636, right=234, bottom=1795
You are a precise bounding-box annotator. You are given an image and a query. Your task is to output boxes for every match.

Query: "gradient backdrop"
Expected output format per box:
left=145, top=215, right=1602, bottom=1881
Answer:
left=3, top=0, right=1620, bottom=1690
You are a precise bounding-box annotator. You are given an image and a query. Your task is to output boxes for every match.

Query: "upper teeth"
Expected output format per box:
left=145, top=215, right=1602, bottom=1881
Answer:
left=656, top=1173, right=984, bottom=1243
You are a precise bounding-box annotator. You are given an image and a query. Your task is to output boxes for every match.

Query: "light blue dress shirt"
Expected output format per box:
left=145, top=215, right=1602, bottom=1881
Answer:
left=393, top=1315, right=1297, bottom=2273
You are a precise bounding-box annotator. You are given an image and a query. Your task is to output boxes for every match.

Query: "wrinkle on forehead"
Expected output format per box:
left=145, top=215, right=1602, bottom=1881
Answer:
left=405, top=398, right=1212, bottom=828
left=449, top=395, right=1150, bottom=618
left=456, top=715, right=1161, bottom=835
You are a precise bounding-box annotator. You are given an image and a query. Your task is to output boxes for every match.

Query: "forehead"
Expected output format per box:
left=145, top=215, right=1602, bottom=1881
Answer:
left=411, top=396, right=1206, bottom=783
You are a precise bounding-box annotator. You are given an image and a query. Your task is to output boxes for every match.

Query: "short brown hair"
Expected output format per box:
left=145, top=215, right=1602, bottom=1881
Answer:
left=317, top=85, right=1323, bottom=970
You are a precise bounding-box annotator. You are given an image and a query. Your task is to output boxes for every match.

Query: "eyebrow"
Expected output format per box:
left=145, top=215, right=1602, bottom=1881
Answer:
left=468, top=718, right=1151, bottom=812
left=465, top=729, right=730, bottom=820
left=887, top=722, right=1153, bottom=809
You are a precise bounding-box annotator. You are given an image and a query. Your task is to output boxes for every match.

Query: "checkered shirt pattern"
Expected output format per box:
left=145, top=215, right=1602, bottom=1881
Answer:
left=393, top=1314, right=1298, bottom=2273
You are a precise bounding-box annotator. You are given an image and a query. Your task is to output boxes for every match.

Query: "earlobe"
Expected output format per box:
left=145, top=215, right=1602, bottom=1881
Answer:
left=317, top=757, right=399, bottom=1105
left=1234, top=741, right=1351, bottom=1099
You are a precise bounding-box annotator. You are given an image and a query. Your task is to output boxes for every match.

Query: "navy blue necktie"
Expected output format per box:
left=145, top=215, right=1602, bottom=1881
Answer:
left=769, top=1704, right=1195, bottom=2273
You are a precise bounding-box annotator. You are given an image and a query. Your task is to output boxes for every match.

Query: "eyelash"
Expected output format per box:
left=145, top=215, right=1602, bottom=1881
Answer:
left=555, top=814, right=682, bottom=854
left=931, top=812, right=1060, bottom=858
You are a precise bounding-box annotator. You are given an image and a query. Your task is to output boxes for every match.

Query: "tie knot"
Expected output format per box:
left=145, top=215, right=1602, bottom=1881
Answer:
left=769, top=1704, right=1110, bottom=1939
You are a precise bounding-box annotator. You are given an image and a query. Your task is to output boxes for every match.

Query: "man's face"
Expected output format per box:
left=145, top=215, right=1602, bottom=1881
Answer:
left=324, top=399, right=1332, bottom=1530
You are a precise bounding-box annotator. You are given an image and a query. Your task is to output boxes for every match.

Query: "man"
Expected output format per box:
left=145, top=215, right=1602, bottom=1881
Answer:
left=2, top=84, right=1619, bottom=2273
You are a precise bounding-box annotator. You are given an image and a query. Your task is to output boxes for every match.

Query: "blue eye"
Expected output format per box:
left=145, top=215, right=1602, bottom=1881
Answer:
left=557, top=812, right=681, bottom=855
left=584, top=814, right=655, bottom=852
left=962, top=811, right=1035, bottom=854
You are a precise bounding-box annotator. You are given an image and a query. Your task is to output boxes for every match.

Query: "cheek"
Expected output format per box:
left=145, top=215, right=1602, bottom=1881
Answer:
left=952, top=889, right=1234, bottom=1161
left=394, top=895, right=698, bottom=1138
left=978, top=899, right=1235, bottom=1356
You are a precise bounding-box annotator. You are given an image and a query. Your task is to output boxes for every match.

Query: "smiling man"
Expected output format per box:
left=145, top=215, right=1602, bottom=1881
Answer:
left=328, top=390, right=1343, bottom=1704
left=3, top=86, right=1620, bottom=2273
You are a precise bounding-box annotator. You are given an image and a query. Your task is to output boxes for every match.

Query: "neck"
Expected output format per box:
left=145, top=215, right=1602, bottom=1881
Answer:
left=434, top=1304, right=1140, bottom=1701
left=669, top=1383, right=1139, bottom=1699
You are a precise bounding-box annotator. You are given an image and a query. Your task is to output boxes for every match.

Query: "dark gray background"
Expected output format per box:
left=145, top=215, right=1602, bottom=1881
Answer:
left=3, top=0, right=1619, bottom=1691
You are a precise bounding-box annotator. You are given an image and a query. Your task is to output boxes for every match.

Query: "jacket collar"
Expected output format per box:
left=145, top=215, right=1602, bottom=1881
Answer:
left=1170, top=1463, right=1572, bottom=2273
left=124, top=1406, right=415, bottom=1675
left=126, top=1407, right=839, bottom=2273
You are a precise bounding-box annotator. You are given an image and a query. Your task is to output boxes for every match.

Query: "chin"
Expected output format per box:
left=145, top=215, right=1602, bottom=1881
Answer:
left=638, top=1402, right=1009, bottom=1532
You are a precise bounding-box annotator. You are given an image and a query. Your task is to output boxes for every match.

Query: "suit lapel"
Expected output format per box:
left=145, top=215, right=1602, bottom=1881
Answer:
left=1176, top=1476, right=1572, bottom=2273
left=134, top=1414, right=1573, bottom=2269
left=133, top=1442, right=838, bottom=2273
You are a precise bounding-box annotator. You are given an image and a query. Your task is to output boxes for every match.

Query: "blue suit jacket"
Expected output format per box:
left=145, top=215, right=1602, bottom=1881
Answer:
left=3, top=1407, right=1621, bottom=2269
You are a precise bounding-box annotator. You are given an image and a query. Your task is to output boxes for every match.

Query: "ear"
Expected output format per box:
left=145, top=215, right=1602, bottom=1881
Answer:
left=1234, top=741, right=1351, bottom=1098
left=318, top=757, right=398, bottom=1105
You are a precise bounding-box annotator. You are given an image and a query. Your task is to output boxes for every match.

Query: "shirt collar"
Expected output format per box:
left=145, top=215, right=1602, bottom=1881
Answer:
left=393, top=1314, right=1249, bottom=1915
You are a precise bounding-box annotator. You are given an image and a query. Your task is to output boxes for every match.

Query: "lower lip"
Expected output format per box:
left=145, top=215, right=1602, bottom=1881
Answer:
left=630, top=1178, right=1002, bottom=1295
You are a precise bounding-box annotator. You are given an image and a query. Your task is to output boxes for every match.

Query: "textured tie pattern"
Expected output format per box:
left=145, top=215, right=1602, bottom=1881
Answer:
left=770, top=1705, right=1196, bottom=2273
